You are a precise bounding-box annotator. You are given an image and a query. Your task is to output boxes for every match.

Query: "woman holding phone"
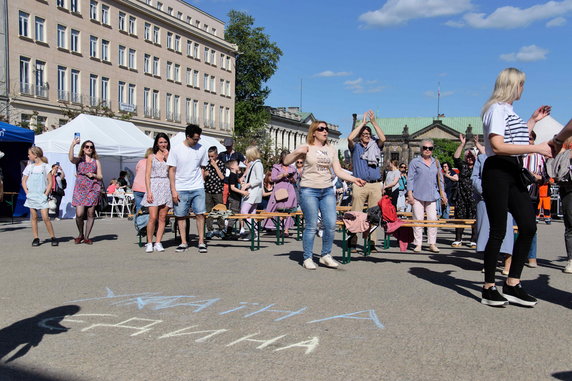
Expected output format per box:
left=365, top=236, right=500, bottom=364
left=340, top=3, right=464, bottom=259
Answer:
left=480, top=67, right=552, bottom=307
left=69, top=137, right=103, bottom=245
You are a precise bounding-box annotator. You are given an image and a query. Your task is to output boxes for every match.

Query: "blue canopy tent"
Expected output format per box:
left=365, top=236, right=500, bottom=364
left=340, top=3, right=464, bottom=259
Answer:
left=0, top=122, right=35, bottom=217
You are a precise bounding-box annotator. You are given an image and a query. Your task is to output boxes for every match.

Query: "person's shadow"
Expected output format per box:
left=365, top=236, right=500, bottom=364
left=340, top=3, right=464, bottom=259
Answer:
left=0, top=305, right=80, bottom=363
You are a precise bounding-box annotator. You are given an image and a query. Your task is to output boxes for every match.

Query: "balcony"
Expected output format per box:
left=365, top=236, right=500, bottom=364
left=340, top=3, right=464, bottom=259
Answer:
left=186, top=116, right=198, bottom=125
left=88, top=96, right=100, bottom=107
left=145, top=107, right=160, bottom=119
left=20, top=83, right=33, bottom=96
left=70, top=92, right=81, bottom=104
left=34, top=84, right=49, bottom=98
left=173, top=112, right=180, bottom=123
left=57, top=90, right=70, bottom=102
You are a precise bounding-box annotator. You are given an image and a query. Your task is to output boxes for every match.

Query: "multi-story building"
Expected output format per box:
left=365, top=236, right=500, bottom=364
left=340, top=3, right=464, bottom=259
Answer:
left=267, top=106, right=341, bottom=152
left=2, top=0, right=237, bottom=139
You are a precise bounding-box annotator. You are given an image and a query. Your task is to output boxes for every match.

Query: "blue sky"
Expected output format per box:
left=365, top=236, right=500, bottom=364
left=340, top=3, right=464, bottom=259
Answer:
left=190, top=0, right=572, bottom=137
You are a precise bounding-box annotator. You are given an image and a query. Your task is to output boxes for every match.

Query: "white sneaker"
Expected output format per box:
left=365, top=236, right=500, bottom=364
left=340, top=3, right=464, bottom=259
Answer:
left=303, top=258, right=317, bottom=270
left=564, top=259, right=572, bottom=274
left=145, top=243, right=153, bottom=253
left=154, top=242, right=165, bottom=252
left=319, top=254, right=339, bottom=268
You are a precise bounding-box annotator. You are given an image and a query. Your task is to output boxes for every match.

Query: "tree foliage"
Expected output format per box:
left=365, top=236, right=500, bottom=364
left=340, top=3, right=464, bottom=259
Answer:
left=225, top=10, right=282, bottom=137
left=433, top=138, right=460, bottom=168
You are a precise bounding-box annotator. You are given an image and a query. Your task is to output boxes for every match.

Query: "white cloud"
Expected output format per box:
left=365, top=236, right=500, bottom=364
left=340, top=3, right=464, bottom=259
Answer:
left=546, top=16, right=567, bottom=27
left=424, top=90, right=454, bottom=99
left=458, top=0, right=572, bottom=29
left=500, top=45, right=549, bottom=62
left=314, top=70, right=352, bottom=78
left=344, top=78, right=385, bottom=94
left=359, top=0, right=473, bottom=27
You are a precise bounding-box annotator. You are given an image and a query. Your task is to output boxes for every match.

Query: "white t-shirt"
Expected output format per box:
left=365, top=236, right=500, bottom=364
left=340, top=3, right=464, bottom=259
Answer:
left=23, top=163, right=50, bottom=177
left=166, top=142, right=208, bottom=191
left=482, top=102, right=529, bottom=156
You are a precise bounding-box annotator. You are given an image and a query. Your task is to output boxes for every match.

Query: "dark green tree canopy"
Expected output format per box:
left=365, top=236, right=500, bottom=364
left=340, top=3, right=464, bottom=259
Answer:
left=225, top=10, right=282, bottom=136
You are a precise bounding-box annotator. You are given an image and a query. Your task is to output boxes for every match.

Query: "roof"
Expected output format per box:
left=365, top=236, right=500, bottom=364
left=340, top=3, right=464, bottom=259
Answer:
left=0, top=121, right=35, bottom=143
left=369, top=117, right=483, bottom=136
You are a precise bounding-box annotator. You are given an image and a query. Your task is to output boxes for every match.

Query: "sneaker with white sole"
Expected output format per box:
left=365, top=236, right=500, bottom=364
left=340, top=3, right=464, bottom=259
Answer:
left=198, top=243, right=208, bottom=253
left=154, top=242, right=165, bottom=252
left=319, top=254, right=339, bottom=268
left=303, top=258, right=317, bottom=270
left=451, top=241, right=462, bottom=248
left=145, top=243, right=153, bottom=253
left=175, top=243, right=189, bottom=252
left=564, top=259, right=572, bottom=274
left=481, top=286, right=508, bottom=307
left=502, top=282, right=537, bottom=307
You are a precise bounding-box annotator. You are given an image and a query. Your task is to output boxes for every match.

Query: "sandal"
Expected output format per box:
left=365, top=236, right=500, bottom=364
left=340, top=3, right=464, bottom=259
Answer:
left=83, top=238, right=93, bottom=245
left=451, top=241, right=462, bottom=248
left=74, top=236, right=84, bottom=244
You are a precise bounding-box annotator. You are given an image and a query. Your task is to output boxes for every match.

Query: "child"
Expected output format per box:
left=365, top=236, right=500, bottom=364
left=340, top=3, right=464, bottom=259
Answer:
left=22, top=146, right=58, bottom=246
left=106, top=178, right=118, bottom=194
left=226, top=159, right=249, bottom=236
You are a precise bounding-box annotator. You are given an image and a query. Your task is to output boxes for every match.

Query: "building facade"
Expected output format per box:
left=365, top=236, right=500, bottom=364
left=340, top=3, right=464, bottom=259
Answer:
left=266, top=106, right=341, bottom=152
left=4, top=0, right=237, bottom=139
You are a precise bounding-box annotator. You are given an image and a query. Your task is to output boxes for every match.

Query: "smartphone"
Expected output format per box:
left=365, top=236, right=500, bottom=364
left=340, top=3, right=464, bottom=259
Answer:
left=74, top=132, right=80, bottom=140
left=55, top=162, right=60, bottom=166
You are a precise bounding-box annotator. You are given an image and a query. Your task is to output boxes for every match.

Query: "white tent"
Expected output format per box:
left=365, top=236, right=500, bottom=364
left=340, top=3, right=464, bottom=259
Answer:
left=35, top=114, right=154, bottom=218
left=170, top=131, right=225, bottom=153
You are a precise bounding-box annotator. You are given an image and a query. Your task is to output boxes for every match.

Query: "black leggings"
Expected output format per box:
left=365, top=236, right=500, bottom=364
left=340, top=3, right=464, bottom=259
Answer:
left=482, top=155, right=536, bottom=283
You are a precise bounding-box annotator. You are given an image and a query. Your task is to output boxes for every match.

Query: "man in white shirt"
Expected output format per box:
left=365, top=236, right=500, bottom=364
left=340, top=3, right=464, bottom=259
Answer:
left=168, top=124, right=209, bottom=253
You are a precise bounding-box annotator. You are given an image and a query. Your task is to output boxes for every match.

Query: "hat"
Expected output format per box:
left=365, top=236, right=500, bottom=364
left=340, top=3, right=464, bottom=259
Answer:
left=223, top=137, right=234, bottom=146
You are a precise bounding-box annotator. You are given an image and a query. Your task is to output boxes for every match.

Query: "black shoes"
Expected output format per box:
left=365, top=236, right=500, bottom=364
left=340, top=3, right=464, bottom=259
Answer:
left=502, top=282, right=538, bottom=307
left=32, top=238, right=40, bottom=247
left=51, top=237, right=59, bottom=246
left=481, top=286, right=508, bottom=307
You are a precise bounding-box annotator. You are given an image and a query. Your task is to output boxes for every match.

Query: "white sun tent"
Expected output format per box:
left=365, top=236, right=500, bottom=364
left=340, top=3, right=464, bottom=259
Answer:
left=35, top=114, right=154, bottom=218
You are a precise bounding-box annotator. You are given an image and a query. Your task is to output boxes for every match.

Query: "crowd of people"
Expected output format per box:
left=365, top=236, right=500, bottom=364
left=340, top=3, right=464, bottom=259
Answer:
left=16, top=67, right=572, bottom=307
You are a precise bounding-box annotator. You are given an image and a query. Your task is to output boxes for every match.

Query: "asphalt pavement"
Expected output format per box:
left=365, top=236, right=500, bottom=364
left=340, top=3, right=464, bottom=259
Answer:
left=0, top=216, right=570, bottom=381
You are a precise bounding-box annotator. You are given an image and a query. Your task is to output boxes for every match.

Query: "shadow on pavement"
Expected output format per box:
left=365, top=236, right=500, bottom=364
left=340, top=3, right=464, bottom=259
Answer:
left=0, top=305, right=80, bottom=363
left=526, top=274, right=572, bottom=310
left=409, top=267, right=481, bottom=303
left=552, top=370, right=572, bottom=380
left=0, top=364, right=83, bottom=381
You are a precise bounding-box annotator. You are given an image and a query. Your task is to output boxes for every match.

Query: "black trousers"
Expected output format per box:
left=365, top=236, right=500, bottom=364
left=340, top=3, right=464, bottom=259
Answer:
left=482, top=155, right=536, bottom=283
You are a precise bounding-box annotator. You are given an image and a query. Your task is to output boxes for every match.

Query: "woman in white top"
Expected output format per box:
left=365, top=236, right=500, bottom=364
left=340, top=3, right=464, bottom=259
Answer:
left=238, top=146, right=264, bottom=240
left=285, top=121, right=365, bottom=270
left=480, top=67, right=552, bottom=307
left=383, top=160, right=401, bottom=208
left=22, top=146, right=57, bottom=246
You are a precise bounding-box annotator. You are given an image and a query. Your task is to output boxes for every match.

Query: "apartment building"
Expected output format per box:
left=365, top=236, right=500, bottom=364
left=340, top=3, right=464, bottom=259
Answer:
left=2, top=0, right=237, bottom=139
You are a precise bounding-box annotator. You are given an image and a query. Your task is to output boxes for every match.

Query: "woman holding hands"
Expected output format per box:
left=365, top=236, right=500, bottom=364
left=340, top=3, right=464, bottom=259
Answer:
left=285, top=120, right=366, bottom=270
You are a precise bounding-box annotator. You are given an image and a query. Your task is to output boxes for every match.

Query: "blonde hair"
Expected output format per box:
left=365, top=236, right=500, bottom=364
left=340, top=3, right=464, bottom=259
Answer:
left=144, top=147, right=153, bottom=158
left=29, top=146, right=48, bottom=163
left=307, top=120, right=329, bottom=145
left=482, top=68, right=526, bottom=117
left=245, top=145, right=261, bottom=161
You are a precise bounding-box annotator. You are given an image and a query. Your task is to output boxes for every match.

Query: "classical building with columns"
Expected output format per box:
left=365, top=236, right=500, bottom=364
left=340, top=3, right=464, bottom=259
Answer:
left=266, top=106, right=341, bottom=152
left=337, top=116, right=483, bottom=166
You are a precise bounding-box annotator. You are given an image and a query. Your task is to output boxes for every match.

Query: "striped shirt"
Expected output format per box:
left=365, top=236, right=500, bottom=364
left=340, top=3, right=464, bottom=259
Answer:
left=482, top=102, right=528, bottom=156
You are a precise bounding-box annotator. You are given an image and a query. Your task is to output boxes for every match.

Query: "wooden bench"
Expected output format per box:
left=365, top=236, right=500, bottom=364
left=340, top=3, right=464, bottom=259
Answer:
left=383, top=219, right=475, bottom=250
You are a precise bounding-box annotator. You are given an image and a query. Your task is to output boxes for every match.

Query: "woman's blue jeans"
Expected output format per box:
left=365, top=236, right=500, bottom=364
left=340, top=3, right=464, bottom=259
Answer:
left=299, top=186, right=337, bottom=260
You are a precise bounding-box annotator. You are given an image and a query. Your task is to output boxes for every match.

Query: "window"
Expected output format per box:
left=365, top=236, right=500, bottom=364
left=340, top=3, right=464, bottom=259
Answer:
left=19, top=12, right=30, bottom=37
left=203, top=24, right=208, bottom=31
left=101, top=5, right=109, bottom=25
left=153, top=57, right=159, bottom=75
left=35, top=60, right=47, bottom=97
left=70, top=0, right=78, bottom=13
left=166, top=32, right=173, bottom=49
left=101, top=77, right=109, bottom=105
left=186, top=68, right=192, bottom=85
left=166, top=61, right=172, bottom=80
left=144, top=23, right=151, bottom=40
left=226, top=108, right=230, bottom=130
left=167, top=7, right=173, bottom=15
left=35, top=17, right=45, bottom=42
left=226, top=56, right=231, bottom=72
left=144, top=54, right=150, bottom=73
left=89, top=36, right=98, bottom=57
left=128, top=16, right=136, bottom=35
left=172, top=64, right=180, bottom=82
left=193, top=43, right=199, bottom=59
left=118, top=45, right=126, bottom=66
left=210, top=76, right=215, bottom=93
left=177, top=11, right=183, bottom=20
left=128, top=49, right=136, bottom=69
left=118, top=81, right=125, bottom=104
left=128, top=84, right=136, bottom=107
left=210, top=104, right=215, bottom=127
left=174, top=95, right=180, bottom=121
left=57, top=25, right=67, bottom=49
left=193, top=70, right=199, bottom=88
left=90, top=0, right=98, bottom=20
left=219, top=106, right=224, bottom=129
left=195, top=20, right=200, bottom=28
left=204, top=47, right=209, bottom=63
left=156, top=1, right=163, bottom=11
left=203, top=74, right=209, bottom=91
left=144, top=88, right=150, bottom=114
left=153, top=26, right=160, bottom=44
left=219, top=79, right=224, bottom=95
left=186, top=16, right=192, bottom=24
left=220, top=53, right=225, bottom=69
left=70, top=29, right=80, bottom=53
left=175, top=35, right=181, bottom=52
left=19, top=57, right=31, bottom=94
left=118, top=12, right=125, bottom=31
left=59, top=66, right=69, bottom=100
left=226, top=81, right=231, bottom=97
left=152, top=90, right=159, bottom=117
left=166, top=93, right=172, bottom=119
left=57, top=0, right=65, bottom=7
left=203, top=102, right=208, bottom=125
left=101, top=40, right=109, bottom=61
left=211, top=49, right=216, bottom=66
left=186, top=40, right=192, bottom=56
left=89, top=74, right=98, bottom=105
left=70, top=69, right=80, bottom=102
left=211, top=28, right=216, bottom=36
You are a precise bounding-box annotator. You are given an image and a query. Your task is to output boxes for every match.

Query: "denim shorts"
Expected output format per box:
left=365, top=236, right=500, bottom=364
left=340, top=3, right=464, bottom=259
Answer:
left=173, top=189, right=206, bottom=216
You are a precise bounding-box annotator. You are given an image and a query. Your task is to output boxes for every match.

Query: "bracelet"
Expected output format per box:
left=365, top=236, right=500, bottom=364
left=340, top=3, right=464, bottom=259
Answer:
left=553, top=134, right=564, bottom=145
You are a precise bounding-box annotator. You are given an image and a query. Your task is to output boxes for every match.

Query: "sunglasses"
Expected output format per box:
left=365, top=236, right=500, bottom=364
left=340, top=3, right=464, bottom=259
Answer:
left=84, top=145, right=94, bottom=149
left=422, top=146, right=434, bottom=151
left=296, top=161, right=304, bottom=164
left=316, top=126, right=329, bottom=132
left=399, top=166, right=406, bottom=169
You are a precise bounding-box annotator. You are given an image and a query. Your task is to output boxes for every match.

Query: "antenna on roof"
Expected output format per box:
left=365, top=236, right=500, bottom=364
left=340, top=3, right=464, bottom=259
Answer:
left=437, top=82, right=441, bottom=120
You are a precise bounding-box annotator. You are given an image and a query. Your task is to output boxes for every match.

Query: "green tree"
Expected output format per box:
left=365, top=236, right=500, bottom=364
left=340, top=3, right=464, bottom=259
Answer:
left=225, top=10, right=282, bottom=137
left=433, top=138, right=460, bottom=168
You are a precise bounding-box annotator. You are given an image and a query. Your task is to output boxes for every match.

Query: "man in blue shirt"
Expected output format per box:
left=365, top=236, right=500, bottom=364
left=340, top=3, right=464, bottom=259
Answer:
left=348, top=110, right=386, bottom=251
